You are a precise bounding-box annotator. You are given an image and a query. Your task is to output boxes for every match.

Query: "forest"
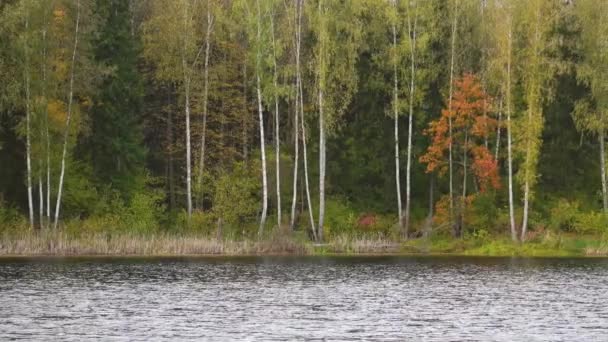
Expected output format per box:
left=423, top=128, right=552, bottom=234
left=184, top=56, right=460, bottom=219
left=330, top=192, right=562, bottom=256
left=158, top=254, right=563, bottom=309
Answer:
left=1, top=0, right=607, bottom=256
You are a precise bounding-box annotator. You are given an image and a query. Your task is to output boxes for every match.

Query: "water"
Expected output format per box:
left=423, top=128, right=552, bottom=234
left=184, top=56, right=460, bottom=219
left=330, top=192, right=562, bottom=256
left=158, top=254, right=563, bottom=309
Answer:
left=1, top=256, right=607, bottom=341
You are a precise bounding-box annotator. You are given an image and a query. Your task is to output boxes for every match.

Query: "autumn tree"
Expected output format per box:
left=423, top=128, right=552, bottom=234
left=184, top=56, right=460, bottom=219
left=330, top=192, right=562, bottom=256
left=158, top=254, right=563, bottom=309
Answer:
left=421, top=74, right=499, bottom=236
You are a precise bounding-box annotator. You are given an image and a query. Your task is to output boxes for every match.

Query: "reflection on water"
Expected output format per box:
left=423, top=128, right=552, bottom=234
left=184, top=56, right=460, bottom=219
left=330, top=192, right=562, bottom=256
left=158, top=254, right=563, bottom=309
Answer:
left=1, top=256, right=607, bottom=341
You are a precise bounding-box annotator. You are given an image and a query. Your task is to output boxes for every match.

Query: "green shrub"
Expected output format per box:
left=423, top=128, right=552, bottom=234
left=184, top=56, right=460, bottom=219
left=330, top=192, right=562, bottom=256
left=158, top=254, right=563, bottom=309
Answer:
left=0, top=200, right=26, bottom=234
left=574, top=211, right=608, bottom=234
left=549, top=199, right=580, bottom=232
left=212, top=162, right=260, bottom=235
left=467, top=192, right=499, bottom=233
left=324, top=197, right=357, bottom=239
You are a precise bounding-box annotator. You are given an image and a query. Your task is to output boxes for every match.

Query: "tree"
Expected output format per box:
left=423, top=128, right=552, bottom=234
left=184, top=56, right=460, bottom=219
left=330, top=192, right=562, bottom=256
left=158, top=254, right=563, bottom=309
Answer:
left=310, top=0, right=362, bottom=241
left=421, top=74, right=500, bottom=235
left=196, top=0, right=214, bottom=210
left=517, top=0, right=559, bottom=241
left=53, top=0, right=82, bottom=229
left=572, top=0, right=608, bottom=214
left=486, top=0, right=518, bottom=241
left=142, top=0, right=207, bottom=220
left=89, top=0, right=145, bottom=198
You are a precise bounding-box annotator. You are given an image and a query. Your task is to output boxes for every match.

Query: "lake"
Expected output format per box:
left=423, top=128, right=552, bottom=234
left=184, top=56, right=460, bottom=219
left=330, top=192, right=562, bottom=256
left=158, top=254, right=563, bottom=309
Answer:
left=1, top=256, right=607, bottom=341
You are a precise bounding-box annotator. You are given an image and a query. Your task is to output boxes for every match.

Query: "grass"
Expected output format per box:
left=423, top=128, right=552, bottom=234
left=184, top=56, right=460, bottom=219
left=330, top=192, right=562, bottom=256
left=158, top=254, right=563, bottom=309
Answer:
left=1, top=229, right=607, bottom=257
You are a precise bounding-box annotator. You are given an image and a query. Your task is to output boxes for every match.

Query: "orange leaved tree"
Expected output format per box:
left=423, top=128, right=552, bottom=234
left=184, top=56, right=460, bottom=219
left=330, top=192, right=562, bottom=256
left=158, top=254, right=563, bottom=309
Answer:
left=420, top=73, right=499, bottom=237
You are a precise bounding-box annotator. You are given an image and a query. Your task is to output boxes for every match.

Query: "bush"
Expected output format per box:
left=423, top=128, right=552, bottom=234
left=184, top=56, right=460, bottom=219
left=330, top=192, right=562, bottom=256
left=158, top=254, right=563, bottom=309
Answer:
left=0, top=200, right=26, bottom=234
left=549, top=199, right=580, bottom=232
left=66, top=187, right=164, bottom=236
left=467, top=192, right=499, bottom=233
left=212, top=162, right=260, bottom=236
left=324, top=197, right=396, bottom=240
left=574, top=211, right=608, bottom=234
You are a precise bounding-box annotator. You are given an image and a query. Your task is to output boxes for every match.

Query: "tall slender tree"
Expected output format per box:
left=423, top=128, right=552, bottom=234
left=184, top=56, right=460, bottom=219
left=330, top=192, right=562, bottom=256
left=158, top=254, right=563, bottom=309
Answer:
left=53, top=0, right=81, bottom=229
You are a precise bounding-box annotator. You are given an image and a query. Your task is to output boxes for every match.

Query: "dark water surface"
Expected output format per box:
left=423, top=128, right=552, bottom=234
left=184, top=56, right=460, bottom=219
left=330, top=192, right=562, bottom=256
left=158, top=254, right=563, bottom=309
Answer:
left=1, top=256, right=607, bottom=341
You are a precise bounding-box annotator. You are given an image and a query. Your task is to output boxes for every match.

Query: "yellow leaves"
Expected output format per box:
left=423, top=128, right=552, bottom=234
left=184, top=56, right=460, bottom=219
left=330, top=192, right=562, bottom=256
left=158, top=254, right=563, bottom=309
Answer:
left=47, top=99, right=67, bottom=126
left=53, top=7, right=65, bottom=22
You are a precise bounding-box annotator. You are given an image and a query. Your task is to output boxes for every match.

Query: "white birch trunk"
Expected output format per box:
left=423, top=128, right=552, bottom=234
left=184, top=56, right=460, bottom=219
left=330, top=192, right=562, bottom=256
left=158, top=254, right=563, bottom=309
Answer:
left=257, top=78, right=268, bottom=235
left=520, top=105, right=533, bottom=242
left=182, top=1, right=193, bottom=220
left=270, top=14, right=281, bottom=228
left=53, top=0, right=80, bottom=230
left=197, top=4, right=213, bottom=209
left=391, top=11, right=403, bottom=232
left=43, top=25, right=51, bottom=228
left=404, top=2, right=418, bottom=238
left=300, top=78, right=317, bottom=240
left=256, top=0, right=268, bottom=235
left=184, top=80, right=193, bottom=219
left=495, top=98, right=502, bottom=161
left=317, top=0, right=326, bottom=242
left=318, top=88, right=326, bottom=242
left=24, top=11, right=34, bottom=230
left=290, top=0, right=302, bottom=231
left=506, top=27, right=517, bottom=242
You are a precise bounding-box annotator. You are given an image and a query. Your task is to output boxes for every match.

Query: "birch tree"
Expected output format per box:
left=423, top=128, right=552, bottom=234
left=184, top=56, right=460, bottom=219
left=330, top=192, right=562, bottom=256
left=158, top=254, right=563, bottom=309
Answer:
left=388, top=0, right=403, bottom=233
left=255, top=0, right=269, bottom=235
left=447, top=0, right=460, bottom=235
left=309, top=0, right=361, bottom=241
left=23, top=2, right=35, bottom=230
left=572, top=0, right=608, bottom=214
left=289, top=0, right=302, bottom=231
left=53, top=0, right=81, bottom=229
left=196, top=0, right=214, bottom=210
left=143, top=0, right=207, bottom=220
left=487, top=0, right=518, bottom=241
left=518, top=0, right=558, bottom=241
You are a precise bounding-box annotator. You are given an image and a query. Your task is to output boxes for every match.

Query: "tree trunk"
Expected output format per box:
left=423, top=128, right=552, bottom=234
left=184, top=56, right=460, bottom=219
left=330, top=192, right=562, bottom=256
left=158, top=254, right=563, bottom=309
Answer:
left=290, top=84, right=300, bottom=230
left=318, top=88, right=326, bottom=242
left=43, top=25, right=51, bottom=228
left=184, top=82, right=192, bottom=219
left=24, top=11, right=34, bottom=231
left=168, top=92, right=176, bottom=211
left=317, top=0, right=326, bottom=242
left=601, top=129, right=608, bottom=214
left=404, top=2, right=418, bottom=239
left=520, top=105, right=534, bottom=242
left=270, top=14, right=281, bottom=228
left=392, top=16, right=403, bottom=233
left=495, top=98, right=502, bottom=161
left=53, top=0, right=80, bottom=230
left=243, top=63, right=249, bottom=161
left=256, top=0, right=268, bottom=236
left=300, top=79, right=317, bottom=240
left=197, top=4, right=213, bottom=210
left=448, top=0, right=459, bottom=236
left=257, top=78, right=268, bottom=235
left=289, top=0, right=302, bottom=231
left=506, top=27, right=517, bottom=242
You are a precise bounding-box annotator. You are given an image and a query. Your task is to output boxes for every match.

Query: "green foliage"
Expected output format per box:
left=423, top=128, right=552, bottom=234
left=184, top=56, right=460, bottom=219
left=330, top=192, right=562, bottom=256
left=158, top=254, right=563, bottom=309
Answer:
left=88, top=0, right=146, bottom=198
left=323, top=196, right=396, bottom=240
left=467, top=192, right=500, bottom=233
left=0, top=200, right=26, bottom=233
left=548, top=198, right=580, bottom=231
left=65, top=185, right=164, bottom=236
left=212, top=162, right=260, bottom=233
left=573, top=211, right=608, bottom=235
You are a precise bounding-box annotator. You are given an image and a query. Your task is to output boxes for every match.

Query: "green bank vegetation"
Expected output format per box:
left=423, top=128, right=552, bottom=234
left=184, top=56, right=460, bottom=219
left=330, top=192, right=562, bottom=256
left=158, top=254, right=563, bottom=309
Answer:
left=1, top=0, right=608, bottom=257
